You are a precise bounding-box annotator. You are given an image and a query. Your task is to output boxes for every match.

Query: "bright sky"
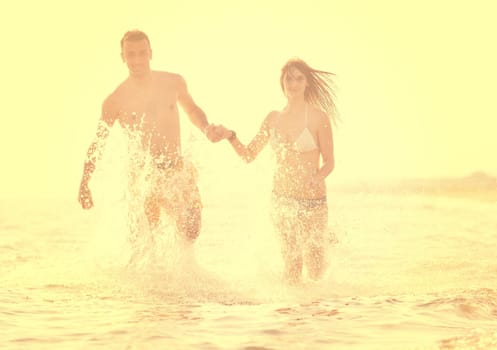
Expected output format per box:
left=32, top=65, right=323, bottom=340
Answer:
left=1, top=0, right=496, bottom=198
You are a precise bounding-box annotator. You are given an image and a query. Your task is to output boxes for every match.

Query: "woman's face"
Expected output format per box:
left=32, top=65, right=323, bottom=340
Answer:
left=283, top=67, right=307, bottom=99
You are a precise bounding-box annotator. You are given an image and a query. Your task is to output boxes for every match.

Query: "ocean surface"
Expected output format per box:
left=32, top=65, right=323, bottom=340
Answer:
left=2, top=137, right=497, bottom=349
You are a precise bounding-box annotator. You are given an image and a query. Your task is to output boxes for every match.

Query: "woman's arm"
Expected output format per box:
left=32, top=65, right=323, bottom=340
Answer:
left=225, top=111, right=275, bottom=163
left=312, top=111, right=335, bottom=182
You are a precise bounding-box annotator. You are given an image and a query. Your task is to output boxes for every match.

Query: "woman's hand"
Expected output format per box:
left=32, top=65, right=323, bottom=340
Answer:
left=215, top=125, right=236, bottom=140
left=308, top=172, right=324, bottom=187
left=204, top=124, right=225, bottom=142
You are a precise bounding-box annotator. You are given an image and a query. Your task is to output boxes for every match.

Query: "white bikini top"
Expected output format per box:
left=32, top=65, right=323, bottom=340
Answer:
left=269, top=105, right=318, bottom=153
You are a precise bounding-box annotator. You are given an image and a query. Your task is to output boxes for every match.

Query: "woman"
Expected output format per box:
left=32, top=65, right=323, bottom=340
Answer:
left=221, top=58, right=338, bottom=284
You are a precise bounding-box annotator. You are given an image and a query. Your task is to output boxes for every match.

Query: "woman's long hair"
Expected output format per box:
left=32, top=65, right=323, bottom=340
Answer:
left=280, top=58, right=339, bottom=125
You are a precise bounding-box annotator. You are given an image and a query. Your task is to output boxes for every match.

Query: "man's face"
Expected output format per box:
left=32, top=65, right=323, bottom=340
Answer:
left=121, top=39, right=152, bottom=77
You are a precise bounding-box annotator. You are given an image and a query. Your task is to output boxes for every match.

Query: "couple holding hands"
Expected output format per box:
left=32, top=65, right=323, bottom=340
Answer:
left=78, top=30, right=338, bottom=284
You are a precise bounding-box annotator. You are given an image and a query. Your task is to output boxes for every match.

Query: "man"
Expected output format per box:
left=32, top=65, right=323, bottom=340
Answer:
left=78, top=30, right=222, bottom=244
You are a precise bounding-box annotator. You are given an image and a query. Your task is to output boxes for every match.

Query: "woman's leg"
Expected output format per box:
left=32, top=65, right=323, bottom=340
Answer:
left=281, top=224, right=303, bottom=284
left=272, top=195, right=304, bottom=284
left=302, top=203, right=329, bottom=280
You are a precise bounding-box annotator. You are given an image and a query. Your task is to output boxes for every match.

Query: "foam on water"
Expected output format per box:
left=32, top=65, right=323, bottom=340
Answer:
left=73, top=125, right=345, bottom=303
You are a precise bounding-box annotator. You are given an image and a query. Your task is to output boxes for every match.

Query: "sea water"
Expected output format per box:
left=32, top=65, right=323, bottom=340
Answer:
left=1, top=131, right=497, bottom=350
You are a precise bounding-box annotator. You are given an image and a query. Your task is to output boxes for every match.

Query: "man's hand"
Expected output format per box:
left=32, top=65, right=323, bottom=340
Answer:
left=204, top=124, right=225, bottom=143
left=215, top=125, right=235, bottom=140
left=78, top=181, right=94, bottom=209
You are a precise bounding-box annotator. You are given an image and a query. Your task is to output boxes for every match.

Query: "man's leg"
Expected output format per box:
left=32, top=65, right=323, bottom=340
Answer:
left=176, top=205, right=201, bottom=241
left=174, top=180, right=202, bottom=241
left=144, top=195, right=161, bottom=229
left=126, top=194, right=160, bottom=266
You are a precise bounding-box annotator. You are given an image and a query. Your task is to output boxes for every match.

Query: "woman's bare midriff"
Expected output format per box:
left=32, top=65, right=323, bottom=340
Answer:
left=272, top=151, right=326, bottom=199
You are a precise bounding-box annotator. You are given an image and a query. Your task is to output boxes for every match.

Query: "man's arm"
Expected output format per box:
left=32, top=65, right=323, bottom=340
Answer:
left=81, top=120, right=111, bottom=178
left=78, top=98, right=116, bottom=209
left=176, top=75, right=222, bottom=142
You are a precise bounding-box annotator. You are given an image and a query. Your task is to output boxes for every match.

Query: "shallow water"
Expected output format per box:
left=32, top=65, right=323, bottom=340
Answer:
left=2, top=183, right=497, bottom=350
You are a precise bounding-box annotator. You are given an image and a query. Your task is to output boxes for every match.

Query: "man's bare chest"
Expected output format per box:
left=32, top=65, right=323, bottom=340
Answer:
left=118, top=92, right=177, bottom=122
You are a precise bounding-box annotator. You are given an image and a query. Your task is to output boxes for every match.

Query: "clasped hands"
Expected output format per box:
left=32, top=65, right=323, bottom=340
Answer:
left=204, top=124, right=233, bottom=143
